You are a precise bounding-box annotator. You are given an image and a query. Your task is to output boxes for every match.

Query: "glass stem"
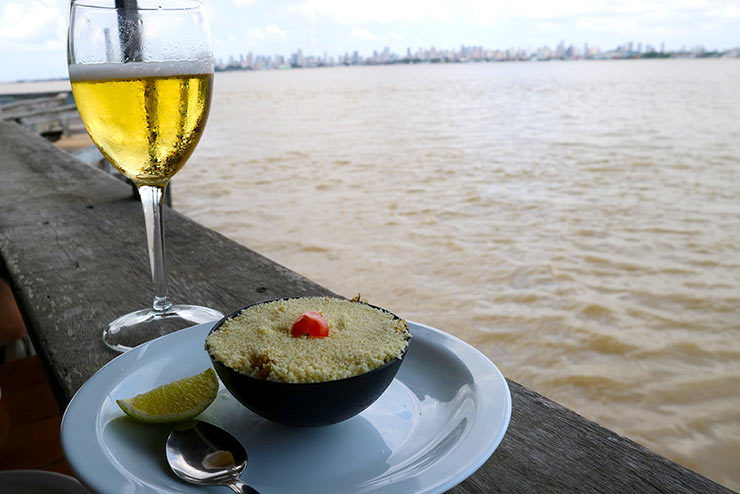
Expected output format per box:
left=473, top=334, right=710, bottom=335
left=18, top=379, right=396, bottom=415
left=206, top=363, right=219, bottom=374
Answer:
left=139, top=184, right=173, bottom=314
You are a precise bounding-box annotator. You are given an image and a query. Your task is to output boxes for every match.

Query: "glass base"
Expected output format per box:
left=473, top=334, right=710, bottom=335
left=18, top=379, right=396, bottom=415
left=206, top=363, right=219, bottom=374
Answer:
left=104, top=304, right=224, bottom=353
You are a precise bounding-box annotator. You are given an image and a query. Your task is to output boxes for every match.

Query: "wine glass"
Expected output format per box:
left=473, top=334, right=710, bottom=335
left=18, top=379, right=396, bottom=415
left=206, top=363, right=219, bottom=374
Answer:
left=68, top=0, right=223, bottom=352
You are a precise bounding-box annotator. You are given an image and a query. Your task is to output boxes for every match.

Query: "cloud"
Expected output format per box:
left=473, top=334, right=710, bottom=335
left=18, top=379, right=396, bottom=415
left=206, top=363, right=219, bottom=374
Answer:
left=717, top=4, right=740, bottom=17
left=292, top=0, right=624, bottom=26
left=575, top=16, right=639, bottom=34
left=351, top=28, right=378, bottom=41
left=291, top=0, right=740, bottom=32
left=0, top=1, right=65, bottom=43
left=232, top=0, right=258, bottom=5
left=247, top=24, right=287, bottom=39
left=456, top=0, right=739, bottom=27
left=296, top=0, right=453, bottom=24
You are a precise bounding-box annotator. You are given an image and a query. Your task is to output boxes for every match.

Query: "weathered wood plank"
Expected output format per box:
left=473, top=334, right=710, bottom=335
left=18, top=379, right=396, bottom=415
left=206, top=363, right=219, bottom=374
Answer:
left=0, top=121, right=733, bottom=493
left=1, top=104, right=78, bottom=122
left=452, top=380, right=733, bottom=493
left=0, top=93, right=69, bottom=115
left=0, top=121, right=334, bottom=405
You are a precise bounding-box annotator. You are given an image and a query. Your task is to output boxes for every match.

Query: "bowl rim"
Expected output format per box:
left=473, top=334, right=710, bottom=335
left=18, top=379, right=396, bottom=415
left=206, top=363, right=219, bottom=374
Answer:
left=205, top=296, right=411, bottom=386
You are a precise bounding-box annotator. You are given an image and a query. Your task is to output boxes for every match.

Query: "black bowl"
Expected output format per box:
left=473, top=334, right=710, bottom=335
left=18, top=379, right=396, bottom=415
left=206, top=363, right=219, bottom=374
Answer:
left=206, top=298, right=410, bottom=427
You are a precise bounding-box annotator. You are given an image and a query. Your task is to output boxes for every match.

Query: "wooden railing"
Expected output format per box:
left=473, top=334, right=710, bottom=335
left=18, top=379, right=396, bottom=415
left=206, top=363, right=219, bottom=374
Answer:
left=0, top=92, right=82, bottom=140
left=0, top=121, right=732, bottom=493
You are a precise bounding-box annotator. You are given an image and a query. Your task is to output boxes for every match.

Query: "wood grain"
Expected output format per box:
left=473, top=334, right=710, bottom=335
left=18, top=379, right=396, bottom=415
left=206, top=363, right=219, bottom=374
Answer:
left=0, top=122, right=733, bottom=493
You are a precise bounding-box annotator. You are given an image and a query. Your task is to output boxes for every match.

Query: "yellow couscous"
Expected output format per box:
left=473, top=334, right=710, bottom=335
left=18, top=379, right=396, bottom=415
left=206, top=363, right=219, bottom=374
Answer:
left=205, top=297, right=410, bottom=383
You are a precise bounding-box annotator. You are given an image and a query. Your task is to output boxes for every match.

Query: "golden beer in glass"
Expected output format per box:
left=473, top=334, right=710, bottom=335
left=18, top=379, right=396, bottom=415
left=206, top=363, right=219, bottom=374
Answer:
left=68, top=1, right=223, bottom=352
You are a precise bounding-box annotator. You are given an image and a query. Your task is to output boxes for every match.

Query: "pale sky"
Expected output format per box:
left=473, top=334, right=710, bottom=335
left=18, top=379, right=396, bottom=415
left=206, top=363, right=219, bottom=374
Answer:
left=1, top=0, right=738, bottom=82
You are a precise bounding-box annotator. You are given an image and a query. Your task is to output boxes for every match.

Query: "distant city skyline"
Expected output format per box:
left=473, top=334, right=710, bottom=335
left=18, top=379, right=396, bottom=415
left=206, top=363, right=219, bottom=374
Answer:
left=1, top=0, right=739, bottom=82
left=215, top=40, right=739, bottom=72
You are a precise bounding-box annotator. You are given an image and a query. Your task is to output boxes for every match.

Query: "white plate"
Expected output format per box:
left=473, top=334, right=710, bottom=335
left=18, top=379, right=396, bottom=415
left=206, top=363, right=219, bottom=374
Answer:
left=62, top=320, right=511, bottom=494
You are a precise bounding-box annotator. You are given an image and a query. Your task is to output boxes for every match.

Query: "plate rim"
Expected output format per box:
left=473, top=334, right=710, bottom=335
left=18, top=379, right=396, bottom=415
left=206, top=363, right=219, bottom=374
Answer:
left=408, top=320, right=512, bottom=493
left=62, top=320, right=511, bottom=494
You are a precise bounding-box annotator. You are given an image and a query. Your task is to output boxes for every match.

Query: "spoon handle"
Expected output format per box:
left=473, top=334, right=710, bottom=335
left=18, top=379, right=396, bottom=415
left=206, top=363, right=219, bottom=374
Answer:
left=227, top=479, right=260, bottom=494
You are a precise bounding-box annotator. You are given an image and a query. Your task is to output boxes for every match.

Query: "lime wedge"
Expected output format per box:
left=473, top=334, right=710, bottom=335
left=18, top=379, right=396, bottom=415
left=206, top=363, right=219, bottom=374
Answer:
left=116, top=368, right=219, bottom=424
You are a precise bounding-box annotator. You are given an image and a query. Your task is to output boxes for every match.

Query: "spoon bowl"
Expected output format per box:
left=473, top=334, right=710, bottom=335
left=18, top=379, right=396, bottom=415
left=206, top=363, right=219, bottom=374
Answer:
left=166, top=421, right=259, bottom=493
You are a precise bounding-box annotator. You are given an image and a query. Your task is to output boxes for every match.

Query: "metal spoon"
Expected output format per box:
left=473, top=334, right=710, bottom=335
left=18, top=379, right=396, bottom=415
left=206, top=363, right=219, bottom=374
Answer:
left=166, top=421, right=260, bottom=493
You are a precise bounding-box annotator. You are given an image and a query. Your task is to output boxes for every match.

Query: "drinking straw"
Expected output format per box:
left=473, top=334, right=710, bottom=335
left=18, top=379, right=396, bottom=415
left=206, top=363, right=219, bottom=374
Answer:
left=115, top=0, right=143, bottom=62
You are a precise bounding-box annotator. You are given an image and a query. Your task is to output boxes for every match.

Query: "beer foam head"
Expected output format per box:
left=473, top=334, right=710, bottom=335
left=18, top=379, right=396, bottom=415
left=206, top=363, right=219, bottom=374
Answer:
left=68, top=59, right=213, bottom=82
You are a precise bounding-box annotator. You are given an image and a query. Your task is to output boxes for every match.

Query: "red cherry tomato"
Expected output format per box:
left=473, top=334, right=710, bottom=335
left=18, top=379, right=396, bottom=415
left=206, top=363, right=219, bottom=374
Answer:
left=291, top=311, right=329, bottom=338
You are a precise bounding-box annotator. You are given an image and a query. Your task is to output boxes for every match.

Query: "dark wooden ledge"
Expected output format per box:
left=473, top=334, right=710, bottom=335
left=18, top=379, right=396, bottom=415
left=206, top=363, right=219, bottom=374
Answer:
left=0, top=122, right=732, bottom=493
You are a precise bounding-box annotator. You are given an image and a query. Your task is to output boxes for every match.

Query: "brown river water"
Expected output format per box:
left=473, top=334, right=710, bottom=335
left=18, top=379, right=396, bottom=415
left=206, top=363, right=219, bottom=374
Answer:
left=177, top=59, right=740, bottom=489
left=8, top=58, right=739, bottom=489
